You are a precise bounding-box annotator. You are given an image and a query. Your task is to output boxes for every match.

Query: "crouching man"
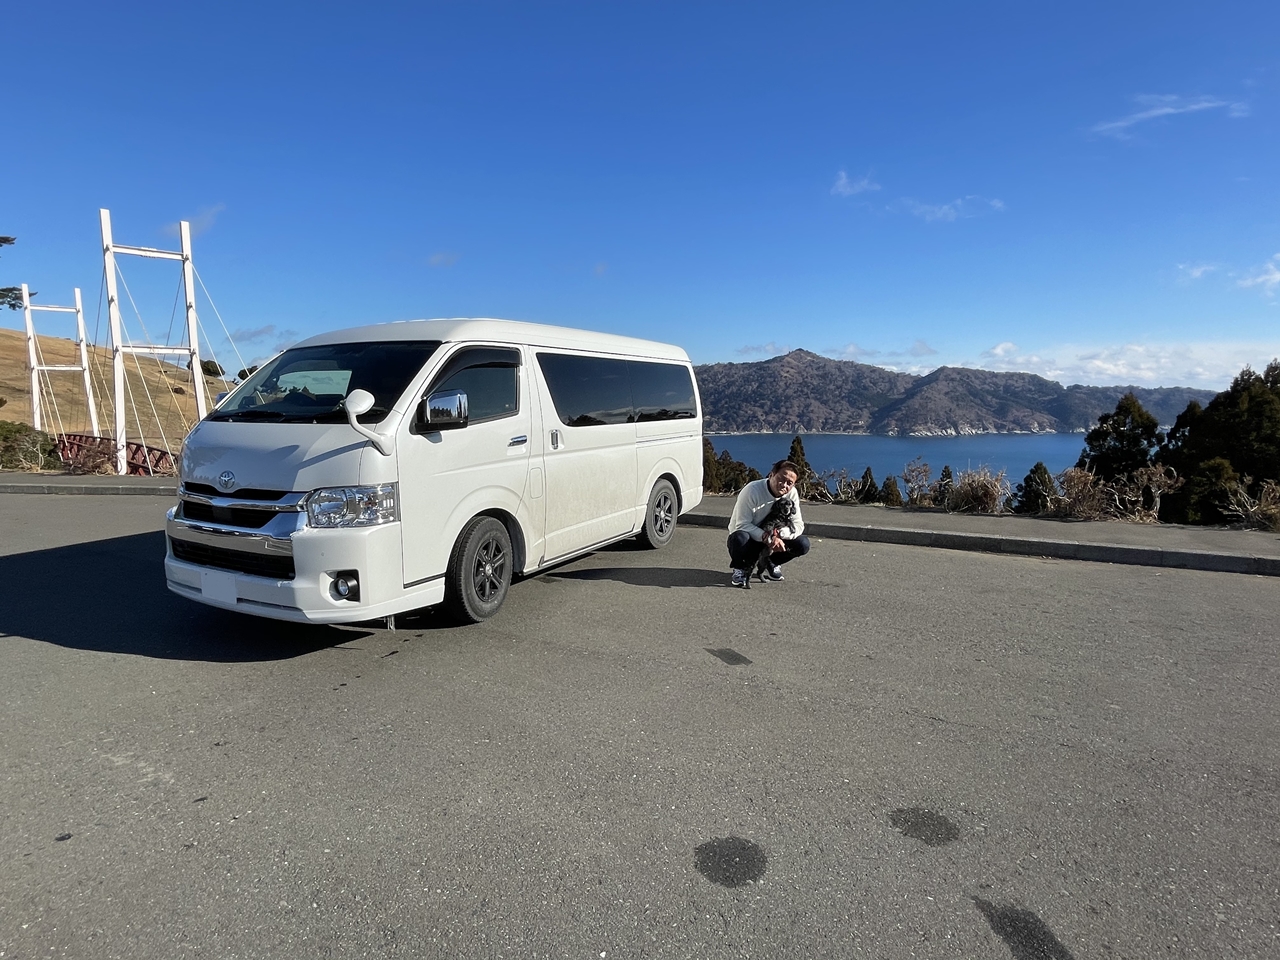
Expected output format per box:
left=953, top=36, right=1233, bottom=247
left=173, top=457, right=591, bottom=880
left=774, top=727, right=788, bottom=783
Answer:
left=727, top=459, right=811, bottom=587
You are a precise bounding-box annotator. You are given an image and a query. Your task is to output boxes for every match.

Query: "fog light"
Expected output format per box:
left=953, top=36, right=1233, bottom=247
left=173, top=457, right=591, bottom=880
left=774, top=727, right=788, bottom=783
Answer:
left=331, top=571, right=360, bottom=602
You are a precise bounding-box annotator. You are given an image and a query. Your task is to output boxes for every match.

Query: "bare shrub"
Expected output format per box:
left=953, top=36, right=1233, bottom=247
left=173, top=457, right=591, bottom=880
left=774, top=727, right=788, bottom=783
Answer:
left=1053, top=464, right=1183, bottom=522
left=797, top=473, right=833, bottom=503
left=1052, top=467, right=1109, bottom=519
left=64, top=438, right=117, bottom=475
left=1104, top=465, right=1183, bottom=523
left=944, top=466, right=1010, bottom=514
left=1218, top=477, right=1280, bottom=531
left=901, top=457, right=933, bottom=506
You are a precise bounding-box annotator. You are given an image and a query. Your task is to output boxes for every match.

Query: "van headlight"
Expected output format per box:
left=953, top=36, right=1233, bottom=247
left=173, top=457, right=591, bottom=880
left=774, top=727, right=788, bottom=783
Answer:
left=306, top=484, right=399, bottom=528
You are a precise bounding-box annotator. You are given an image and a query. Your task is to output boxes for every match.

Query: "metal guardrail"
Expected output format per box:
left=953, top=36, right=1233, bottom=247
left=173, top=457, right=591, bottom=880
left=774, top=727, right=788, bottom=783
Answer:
left=55, top=433, right=176, bottom=477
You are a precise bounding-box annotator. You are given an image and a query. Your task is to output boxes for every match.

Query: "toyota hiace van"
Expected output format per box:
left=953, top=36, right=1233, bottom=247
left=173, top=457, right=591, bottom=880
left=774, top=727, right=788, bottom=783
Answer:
left=165, top=319, right=703, bottom=623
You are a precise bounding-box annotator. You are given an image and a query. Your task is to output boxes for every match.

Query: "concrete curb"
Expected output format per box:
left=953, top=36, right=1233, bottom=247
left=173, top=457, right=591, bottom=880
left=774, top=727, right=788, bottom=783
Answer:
left=681, top=511, right=1280, bottom=578
left=0, top=482, right=177, bottom=496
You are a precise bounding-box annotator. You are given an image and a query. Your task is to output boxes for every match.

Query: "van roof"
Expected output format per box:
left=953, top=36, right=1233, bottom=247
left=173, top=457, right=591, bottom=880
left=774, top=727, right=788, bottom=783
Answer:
left=295, top=318, right=691, bottom=362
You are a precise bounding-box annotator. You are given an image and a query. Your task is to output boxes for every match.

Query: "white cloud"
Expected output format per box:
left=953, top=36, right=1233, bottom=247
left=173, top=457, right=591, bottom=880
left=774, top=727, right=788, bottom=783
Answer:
left=163, top=203, right=226, bottom=238
left=982, top=341, right=1020, bottom=359
left=593, top=261, right=608, bottom=277
left=902, top=195, right=1004, bottom=222
left=831, top=170, right=880, bottom=197
left=1091, top=94, right=1248, bottom=139
left=428, top=252, right=458, bottom=268
left=826, top=342, right=881, bottom=362
left=968, top=340, right=1280, bottom=389
left=736, top=342, right=790, bottom=358
left=1238, top=254, right=1280, bottom=296
left=1177, top=262, right=1217, bottom=280
left=907, top=339, right=938, bottom=357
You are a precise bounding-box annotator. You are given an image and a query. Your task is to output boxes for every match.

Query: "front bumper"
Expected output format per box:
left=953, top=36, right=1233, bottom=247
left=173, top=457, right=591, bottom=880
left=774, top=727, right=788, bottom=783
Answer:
left=164, top=506, right=435, bottom=623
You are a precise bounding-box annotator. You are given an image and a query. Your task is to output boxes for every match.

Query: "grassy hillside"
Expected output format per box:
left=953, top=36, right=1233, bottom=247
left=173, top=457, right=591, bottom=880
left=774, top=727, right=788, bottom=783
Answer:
left=0, top=326, right=232, bottom=452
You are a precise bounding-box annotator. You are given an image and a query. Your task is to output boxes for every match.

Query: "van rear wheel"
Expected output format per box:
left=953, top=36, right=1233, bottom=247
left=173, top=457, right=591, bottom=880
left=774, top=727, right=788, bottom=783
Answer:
left=638, top=479, right=677, bottom=549
left=444, top=516, right=512, bottom=623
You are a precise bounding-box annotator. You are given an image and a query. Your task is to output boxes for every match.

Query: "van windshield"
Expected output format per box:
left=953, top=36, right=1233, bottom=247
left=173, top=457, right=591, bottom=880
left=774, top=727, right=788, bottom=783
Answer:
left=208, top=341, right=442, bottom=423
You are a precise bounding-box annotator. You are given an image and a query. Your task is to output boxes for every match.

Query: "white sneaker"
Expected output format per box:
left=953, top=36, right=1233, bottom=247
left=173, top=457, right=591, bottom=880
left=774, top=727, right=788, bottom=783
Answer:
left=763, top=563, right=784, bottom=582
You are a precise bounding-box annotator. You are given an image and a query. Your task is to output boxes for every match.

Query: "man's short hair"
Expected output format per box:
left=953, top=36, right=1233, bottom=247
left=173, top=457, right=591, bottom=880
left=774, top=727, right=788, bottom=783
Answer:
left=771, top=459, right=801, bottom=478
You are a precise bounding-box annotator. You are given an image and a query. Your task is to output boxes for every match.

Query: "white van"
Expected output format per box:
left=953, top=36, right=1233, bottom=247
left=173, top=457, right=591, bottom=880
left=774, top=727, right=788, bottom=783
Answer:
left=164, top=318, right=703, bottom=624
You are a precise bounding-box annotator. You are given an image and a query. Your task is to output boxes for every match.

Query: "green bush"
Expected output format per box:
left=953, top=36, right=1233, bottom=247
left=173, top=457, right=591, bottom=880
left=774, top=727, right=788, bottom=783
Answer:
left=0, top=421, right=62, bottom=471
left=879, top=474, right=904, bottom=507
left=1012, top=461, right=1058, bottom=514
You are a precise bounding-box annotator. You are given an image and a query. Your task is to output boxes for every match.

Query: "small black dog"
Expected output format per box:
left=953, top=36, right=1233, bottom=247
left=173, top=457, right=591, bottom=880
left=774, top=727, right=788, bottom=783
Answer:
left=739, top=497, right=797, bottom=588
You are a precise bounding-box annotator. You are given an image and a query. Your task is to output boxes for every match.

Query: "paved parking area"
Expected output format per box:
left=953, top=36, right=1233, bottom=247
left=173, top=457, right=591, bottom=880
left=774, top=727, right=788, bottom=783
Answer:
left=1, top=494, right=1277, bottom=959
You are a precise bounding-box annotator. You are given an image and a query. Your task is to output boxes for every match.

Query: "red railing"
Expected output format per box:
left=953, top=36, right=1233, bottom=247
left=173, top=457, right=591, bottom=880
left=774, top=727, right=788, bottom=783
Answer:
left=56, top=433, right=177, bottom=477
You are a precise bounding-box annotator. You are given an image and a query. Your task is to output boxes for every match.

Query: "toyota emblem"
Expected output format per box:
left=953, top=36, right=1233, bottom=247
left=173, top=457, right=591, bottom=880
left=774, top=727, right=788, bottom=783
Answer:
left=217, top=471, right=236, bottom=491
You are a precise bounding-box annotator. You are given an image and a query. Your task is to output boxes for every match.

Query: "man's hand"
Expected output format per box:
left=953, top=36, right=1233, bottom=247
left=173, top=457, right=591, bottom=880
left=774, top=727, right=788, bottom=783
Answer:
left=768, top=532, right=785, bottom=553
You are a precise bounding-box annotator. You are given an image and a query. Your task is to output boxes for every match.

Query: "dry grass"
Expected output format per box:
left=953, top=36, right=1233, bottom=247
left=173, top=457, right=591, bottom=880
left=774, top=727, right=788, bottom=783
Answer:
left=0, top=327, right=232, bottom=453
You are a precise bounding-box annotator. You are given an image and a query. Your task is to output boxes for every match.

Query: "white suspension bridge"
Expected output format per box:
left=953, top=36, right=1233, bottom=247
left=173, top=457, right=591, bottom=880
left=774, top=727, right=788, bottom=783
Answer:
left=18, top=209, right=247, bottom=475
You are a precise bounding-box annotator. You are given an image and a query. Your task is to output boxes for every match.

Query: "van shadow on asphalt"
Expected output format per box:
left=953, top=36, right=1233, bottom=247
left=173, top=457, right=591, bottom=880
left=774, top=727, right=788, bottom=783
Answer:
left=543, top=565, right=728, bottom=589
left=0, top=532, right=369, bottom=662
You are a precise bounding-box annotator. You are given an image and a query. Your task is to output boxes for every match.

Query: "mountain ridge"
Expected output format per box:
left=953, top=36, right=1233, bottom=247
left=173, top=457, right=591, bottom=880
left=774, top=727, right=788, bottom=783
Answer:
left=696, top=350, right=1216, bottom=435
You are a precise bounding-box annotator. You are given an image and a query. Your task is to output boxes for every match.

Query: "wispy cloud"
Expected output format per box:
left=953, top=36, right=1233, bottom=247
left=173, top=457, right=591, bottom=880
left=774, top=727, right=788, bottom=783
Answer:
left=228, top=324, right=281, bottom=343
left=832, top=170, right=880, bottom=197
left=593, top=261, right=608, bottom=277
left=163, top=203, right=226, bottom=238
left=907, top=339, right=938, bottom=357
left=902, top=195, right=1005, bottom=222
left=1238, top=254, right=1280, bottom=296
left=1091, top=94, right=1248, bottom=140
left=428, top=252, right=458, bottom=268
left=736, top=342, right=791, bottom=358
left=1177, top=262, right=1217, bottom=280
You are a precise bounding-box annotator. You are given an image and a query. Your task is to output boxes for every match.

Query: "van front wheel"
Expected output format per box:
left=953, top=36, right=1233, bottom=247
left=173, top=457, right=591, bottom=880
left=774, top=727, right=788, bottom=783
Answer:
left=638, top=479, right=677, bottom=549
left=445, top=516, right=512, bottom=623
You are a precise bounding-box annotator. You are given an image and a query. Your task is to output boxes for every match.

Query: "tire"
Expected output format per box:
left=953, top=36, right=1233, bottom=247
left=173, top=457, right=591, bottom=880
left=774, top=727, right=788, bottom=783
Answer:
left=638, top=479, right=678, bottom=549
left=444, top=516, right=513, bottom=623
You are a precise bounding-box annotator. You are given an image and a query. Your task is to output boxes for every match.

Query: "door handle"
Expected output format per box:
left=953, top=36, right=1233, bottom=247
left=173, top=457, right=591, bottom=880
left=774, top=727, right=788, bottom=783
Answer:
left=508, top=435, right=528, bottom=446
left=550, top=429, right=561, bottom=450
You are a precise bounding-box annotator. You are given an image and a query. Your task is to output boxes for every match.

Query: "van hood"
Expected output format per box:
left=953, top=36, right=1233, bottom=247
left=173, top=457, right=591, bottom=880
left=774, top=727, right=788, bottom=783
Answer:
left=181, top=420, right=391, bottom=493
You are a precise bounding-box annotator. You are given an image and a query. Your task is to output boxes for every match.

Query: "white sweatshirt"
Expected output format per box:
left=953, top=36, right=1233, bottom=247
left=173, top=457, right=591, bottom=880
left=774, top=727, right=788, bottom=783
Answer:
left=727, top=478, right=806, bottom=541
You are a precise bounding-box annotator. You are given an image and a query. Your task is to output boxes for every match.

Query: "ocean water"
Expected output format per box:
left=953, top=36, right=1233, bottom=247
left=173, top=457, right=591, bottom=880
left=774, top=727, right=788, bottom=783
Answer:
left=708, top=433, right=1088, bottom=486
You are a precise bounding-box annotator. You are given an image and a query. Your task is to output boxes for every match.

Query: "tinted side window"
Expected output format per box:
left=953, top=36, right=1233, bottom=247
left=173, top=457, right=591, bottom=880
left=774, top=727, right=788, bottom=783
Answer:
left=537, top=353, right=633, bottom=426
left=628, top=361, right=696, bottom=422
left=430, top=347, right=520, bottom=422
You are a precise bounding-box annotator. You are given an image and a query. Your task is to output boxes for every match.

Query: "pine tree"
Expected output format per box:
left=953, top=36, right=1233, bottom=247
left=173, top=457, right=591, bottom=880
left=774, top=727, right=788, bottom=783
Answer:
left=1076, top=392, right=1162, bottom=480
left=1160, top=360, right=1280, bottom=522
left=787, top=435, right=813, bottom=479
left=879, top=475, right=904, bottom=507
left=857, top=466, right=879, bottom=503
left=1012, top=461, right=1057, bottom=514
left=932, top=464, right=954, bottom=505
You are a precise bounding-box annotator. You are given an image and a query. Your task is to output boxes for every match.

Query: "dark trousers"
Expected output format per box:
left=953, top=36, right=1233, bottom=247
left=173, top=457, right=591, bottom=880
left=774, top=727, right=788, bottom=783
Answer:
left=727, top=530, right=811, bottom=570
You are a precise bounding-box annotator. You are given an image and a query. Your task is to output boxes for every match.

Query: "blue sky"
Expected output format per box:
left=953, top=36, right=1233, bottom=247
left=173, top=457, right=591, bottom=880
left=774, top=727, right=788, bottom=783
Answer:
left=3, top=1, right=1278, bottom=389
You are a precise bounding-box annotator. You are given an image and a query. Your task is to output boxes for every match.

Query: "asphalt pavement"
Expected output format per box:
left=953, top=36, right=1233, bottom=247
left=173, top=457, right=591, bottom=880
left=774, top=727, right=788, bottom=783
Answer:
left=1, top=492, right=1277, bottom=959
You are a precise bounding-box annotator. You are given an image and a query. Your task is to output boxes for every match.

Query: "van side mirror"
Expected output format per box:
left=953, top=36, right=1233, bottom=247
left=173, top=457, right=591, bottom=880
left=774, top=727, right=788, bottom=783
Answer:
left=419, top=389, right=469, bottom=431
